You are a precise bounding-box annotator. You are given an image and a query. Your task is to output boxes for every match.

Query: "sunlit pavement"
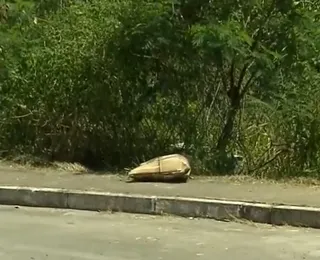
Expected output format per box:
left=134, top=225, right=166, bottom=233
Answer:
left=0, top=206, right=319, bottom=260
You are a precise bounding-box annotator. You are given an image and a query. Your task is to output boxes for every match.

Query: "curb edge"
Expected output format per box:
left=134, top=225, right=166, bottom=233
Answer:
left=0, top=186, right=319, bottom=228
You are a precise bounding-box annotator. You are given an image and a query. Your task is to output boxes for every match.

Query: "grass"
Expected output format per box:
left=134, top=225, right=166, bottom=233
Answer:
left=0, top=157, right=90, bottom=174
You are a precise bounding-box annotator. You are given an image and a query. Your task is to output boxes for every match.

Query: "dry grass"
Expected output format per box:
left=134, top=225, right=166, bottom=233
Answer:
left=49, top=161, right=90, bottom=173
left=0, top=157, right=90, bottom=174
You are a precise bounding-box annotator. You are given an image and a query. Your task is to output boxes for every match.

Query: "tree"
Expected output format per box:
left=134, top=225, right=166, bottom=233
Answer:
left=189, top=0, right=319, bottom=154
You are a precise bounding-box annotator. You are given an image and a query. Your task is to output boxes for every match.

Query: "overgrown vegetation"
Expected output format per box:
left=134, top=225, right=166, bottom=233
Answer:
left=1, top=0, right=320, bottom=178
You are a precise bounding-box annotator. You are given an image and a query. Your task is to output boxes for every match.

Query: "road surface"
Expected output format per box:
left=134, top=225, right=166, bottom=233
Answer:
left=0, top=206, right=319, bottom=259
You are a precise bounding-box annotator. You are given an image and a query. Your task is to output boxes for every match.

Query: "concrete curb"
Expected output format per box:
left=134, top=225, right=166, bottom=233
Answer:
left=0, top=186, right=320, bottom=229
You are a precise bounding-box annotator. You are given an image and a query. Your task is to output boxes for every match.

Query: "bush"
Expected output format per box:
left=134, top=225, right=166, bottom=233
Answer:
left=1, top=0, right=320, bottom=177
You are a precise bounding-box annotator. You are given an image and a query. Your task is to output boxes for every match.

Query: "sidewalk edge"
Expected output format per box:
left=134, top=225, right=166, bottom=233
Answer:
left=0, top=186, right=319, bottom=228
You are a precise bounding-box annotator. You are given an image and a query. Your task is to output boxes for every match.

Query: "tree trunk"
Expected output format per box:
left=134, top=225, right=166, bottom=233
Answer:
left=216, top=105, right=239, bottom=152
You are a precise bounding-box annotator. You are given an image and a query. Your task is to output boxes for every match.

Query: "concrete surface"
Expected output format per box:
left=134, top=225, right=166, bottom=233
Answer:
left=1, top=186, right=320, bottom=229
left=0, top=206, right=320, bottom=260
left=1, top=165, right=320, bottom=207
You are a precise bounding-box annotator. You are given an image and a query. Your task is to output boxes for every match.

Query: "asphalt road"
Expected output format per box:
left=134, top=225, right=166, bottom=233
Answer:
left=0, top=206, right=319, bottom=260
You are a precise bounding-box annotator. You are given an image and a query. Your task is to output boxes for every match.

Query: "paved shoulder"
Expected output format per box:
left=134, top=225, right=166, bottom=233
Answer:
left=1, top=166, right=320, bottom=207
left=0, top=206, right=319, bottom=260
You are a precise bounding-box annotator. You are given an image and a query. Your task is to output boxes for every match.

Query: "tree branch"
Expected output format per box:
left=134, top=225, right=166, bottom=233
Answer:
left=236, top=60, right=254, bottom=90
left=240, top=69, right=258, bottom=99
left=229, top=58, right=235, bottom=90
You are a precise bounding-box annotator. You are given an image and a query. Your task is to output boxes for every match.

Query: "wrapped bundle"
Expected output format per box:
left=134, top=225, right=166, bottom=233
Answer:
left=128, top=154, right=191, bottom=182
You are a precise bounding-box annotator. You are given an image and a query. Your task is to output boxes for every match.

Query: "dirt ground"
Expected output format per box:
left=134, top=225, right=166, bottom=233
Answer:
left=0, top=161, right=320, bottom=207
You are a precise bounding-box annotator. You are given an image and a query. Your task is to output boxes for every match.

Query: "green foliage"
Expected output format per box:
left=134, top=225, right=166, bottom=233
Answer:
left=1, top=0, right=320, bottom=177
